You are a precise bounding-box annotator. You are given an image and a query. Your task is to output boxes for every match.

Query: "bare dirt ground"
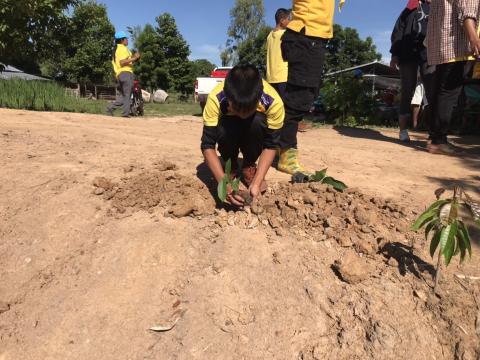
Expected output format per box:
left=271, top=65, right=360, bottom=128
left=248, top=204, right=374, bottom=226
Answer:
left=1, top=108, right=479, bottom=360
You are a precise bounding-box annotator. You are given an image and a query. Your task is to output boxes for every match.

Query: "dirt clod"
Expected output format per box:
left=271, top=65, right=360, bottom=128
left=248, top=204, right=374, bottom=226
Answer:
left=0, top=301, right=10, bottom=314
left=333, top=252, right=375, bottom=284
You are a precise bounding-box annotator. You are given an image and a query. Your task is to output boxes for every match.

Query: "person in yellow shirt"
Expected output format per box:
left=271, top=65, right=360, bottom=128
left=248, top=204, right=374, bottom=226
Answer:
left=266, top=8, right=290, bottom=99
left=201, top=64, right=284, bottom=206
left=106, top=31, right=140, bottom=117
left=277, top=0, right=344, bottom=176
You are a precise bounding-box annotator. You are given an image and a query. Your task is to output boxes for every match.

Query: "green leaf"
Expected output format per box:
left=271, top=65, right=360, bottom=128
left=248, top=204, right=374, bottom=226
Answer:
left=426, top=199, right=450, bottom=213
left=424, top=220, right=437, bottom=240
left=217, top=177, right=228, bottom=203
left=311, top=168, right=327, bottom=182
left=458, top=221, right=472, bottom=258
left=442, top=222, right=457, bottom=266
left=411, top=209, right=437, bottom=231
left=224, top=159, right=232, bottom=178
left=231, top=178, right=240, bottom=192
left=322, top=176, right=347, bottom=191
left=439, top=224, right=450, bottom=252
left=455, top=232, right=467, bottom=263
left=429, top=228, right=442, bottom=258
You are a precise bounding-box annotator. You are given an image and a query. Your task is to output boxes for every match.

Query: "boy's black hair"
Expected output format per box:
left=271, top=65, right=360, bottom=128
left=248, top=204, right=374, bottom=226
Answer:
left=275, top=8, right=290, bottom=25
left=224, top=63, right=263, bottom=114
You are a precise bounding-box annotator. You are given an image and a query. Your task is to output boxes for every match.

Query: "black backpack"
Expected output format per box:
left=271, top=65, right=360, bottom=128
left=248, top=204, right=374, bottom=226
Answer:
left=410, top=1, right=429, bottom=44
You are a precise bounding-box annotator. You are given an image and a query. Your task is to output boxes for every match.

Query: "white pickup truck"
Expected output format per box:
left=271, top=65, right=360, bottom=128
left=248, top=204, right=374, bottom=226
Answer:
left=194, top=67, right=232, bottom=111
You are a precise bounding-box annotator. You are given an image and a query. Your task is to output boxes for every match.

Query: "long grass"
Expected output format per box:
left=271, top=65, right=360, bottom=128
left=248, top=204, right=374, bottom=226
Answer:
left=0, top=79, right=202, bottom=117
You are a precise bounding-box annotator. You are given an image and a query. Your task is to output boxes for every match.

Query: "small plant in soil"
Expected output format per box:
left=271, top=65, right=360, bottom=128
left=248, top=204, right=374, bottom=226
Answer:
left=292, top=169, right=347, bottom=192
left=217, top=159, right=252, bottom=205
left=411, top=186, right=479, bottom=293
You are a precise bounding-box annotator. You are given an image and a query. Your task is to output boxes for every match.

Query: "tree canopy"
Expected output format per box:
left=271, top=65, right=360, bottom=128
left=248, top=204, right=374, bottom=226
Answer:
left=324, top=24, right=382, bottom=74
left=0, top=0, right=77, bottom=72
left=134, top=13, right=191, bottom=94
left=221, top=0, right=267, bottom=67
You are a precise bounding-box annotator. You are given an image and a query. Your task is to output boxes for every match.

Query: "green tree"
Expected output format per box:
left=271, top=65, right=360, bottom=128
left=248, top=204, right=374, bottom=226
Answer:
left=324, top=24, right=382, bottom=74
left=60, top=1, right=115, bottom=83
left=156, top=13, right=191, bottom=94
left=0, top=0, right=77, bottom=72
left=237, top=25, right=271, bottom=73
left=221, top=0, right=266, bottom=66
left=134, top=13, right=191, bottom=94
left=134, top=24, right=166, bottom=92
left=191, top=59, right=216, bottom=77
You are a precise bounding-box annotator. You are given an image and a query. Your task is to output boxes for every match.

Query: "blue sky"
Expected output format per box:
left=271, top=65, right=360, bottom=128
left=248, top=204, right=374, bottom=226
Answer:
left=102, top=0, right=408, bottom=66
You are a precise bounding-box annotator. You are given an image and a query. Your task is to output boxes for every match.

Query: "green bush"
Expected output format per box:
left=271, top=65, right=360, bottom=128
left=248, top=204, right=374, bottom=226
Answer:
left=321, top=74, right=377, bottom=126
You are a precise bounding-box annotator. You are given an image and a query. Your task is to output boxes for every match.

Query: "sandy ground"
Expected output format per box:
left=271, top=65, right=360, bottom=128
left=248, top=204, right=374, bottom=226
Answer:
left=0, top=108, right=479, bottom=359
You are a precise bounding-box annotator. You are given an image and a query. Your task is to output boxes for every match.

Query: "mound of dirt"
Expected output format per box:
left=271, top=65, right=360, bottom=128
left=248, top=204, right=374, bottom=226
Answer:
left=89, top=165, right=479, bottom=359
left=92, top=160, right=216, bottom=218
left=213, top=182, right=414, bottom=259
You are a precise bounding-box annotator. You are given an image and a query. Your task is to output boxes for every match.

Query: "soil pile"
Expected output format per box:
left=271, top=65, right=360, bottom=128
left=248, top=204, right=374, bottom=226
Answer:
left=92, top=160, right=216, bottom=218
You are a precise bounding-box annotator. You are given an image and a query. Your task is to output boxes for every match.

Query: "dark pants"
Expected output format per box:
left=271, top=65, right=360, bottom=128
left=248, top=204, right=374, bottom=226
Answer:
left=270, top=82, right=287, bottom=102
left=279, top=29, right=326, bottom=149
left=399, top=60, right=435, bottom=117
left=107, top=72, right=134, bottom=116
left=217, top=112, right=268, bottom=168
left=426, top=61, right=465, bottom=144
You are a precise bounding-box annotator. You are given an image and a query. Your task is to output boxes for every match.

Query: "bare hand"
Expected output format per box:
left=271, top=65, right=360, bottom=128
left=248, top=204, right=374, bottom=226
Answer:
left=249, top=183, right=261, bottom=200
left=470, top=37, right=480, bottom=57
left=390, top=56, right=399, bottom=70
left=226, top=185, right=244, bottom=206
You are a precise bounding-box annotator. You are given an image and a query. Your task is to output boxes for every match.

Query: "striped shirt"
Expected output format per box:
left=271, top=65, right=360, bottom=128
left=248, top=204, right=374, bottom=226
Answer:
left=426, top=0, right=480, bottom=66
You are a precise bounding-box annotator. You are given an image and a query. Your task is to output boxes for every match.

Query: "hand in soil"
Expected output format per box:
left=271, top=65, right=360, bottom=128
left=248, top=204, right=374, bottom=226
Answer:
left=227, top=185, right=245, bottom=206
left=237, top=190, right=253, bottom=206
left=248, top=183, right=261, bottom=200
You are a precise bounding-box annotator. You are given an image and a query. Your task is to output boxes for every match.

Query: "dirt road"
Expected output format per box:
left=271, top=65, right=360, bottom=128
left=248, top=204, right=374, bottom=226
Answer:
left=1, top=109, right=479, bottom=359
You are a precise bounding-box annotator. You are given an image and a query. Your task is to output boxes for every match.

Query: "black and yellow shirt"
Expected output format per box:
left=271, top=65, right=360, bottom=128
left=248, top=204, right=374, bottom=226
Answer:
left=288, top=0, right=345, bottom=39
left=201, top=80, right=284, bottom=150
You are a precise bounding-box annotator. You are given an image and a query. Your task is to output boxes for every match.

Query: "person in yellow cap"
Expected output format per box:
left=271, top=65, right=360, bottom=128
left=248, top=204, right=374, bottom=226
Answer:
left=277, top=0, right=344, bottom=176
left=106, top=31, right=140, bottom=118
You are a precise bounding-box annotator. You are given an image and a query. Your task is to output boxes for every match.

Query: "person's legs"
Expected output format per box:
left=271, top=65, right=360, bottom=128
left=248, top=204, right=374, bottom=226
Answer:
left=398, top=62, right=419, bottom=141
left=429, top=62, right=465, bottom=146
left=278, top=29, right=325, bottom=174
left=419, top=60, right=436, bottom=136
left=411, top=105, right=421, bottom=129
left=217, top=115, right=243, bottom=171
left=121, top=72, right=134, bottom=117
left=239, top=112, right=268, bottom=189
left=239, top=112, right=266, bottom=167
left=106, top=76, right=126, bottom=115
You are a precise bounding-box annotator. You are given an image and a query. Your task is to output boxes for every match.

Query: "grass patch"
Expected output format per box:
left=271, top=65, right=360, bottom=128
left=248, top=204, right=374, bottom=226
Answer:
left=143, top=102, right=202, bottom=117
left=0, top=79, right=203, bottom=117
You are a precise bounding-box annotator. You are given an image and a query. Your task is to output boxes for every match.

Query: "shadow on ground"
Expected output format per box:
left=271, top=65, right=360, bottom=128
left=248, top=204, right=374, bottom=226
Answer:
left=381, top=242, right=436, bottom=280
left=333, top=126, right=428, bottom=151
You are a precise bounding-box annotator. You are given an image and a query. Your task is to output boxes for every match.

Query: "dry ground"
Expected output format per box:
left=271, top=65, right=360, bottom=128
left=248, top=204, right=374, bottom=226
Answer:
left=0, top=108, right=479, bottom=359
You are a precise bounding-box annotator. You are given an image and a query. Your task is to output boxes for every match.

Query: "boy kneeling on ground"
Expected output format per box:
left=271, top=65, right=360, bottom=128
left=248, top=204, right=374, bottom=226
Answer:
left=201, top=63, right=284, bottom=206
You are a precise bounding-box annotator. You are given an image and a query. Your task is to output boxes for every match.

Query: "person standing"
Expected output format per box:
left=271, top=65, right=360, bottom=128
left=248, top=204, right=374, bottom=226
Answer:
left=277, top=0, right=345, bottom=175
left=106, top=31, right=140, bottom=118
left=425, top=0, right=480, bottom=154
left=390, top=0, right=432, bottom=142
left=266, top=8, right=290, bottom=100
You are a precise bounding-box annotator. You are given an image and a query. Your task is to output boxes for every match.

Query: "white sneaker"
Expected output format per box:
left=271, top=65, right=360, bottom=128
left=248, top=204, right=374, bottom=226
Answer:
left=399, top=129, right=410, bottom=142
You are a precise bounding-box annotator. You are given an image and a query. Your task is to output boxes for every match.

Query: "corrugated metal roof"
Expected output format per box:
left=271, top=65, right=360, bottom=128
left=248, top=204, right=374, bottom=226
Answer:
left=0, top=65, right=50, bottom=81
